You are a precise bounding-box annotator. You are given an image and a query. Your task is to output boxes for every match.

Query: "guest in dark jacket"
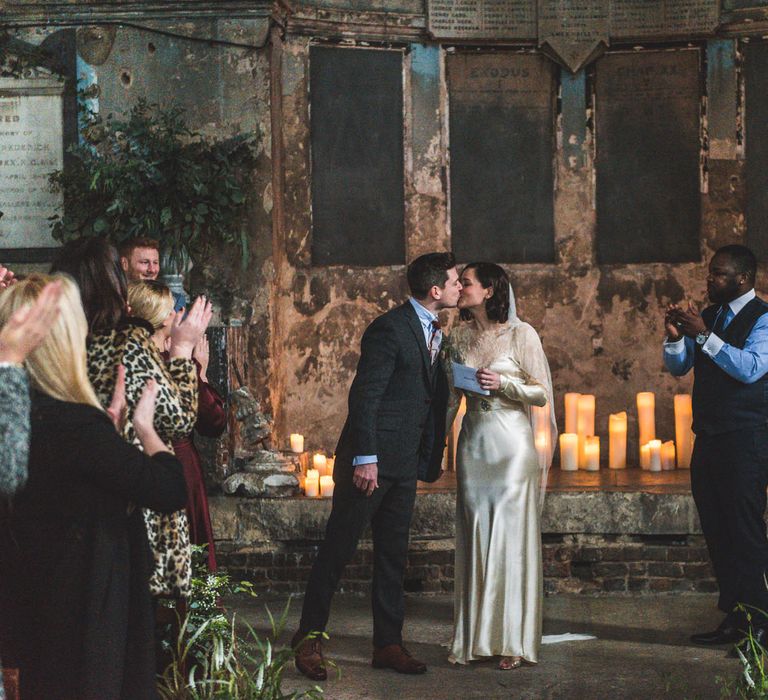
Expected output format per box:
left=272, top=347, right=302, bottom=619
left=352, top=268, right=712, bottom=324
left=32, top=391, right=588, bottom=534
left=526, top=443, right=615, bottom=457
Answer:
left=129, top=280, right=226, bottom=570
left=0, top=274, right=187, bottom=700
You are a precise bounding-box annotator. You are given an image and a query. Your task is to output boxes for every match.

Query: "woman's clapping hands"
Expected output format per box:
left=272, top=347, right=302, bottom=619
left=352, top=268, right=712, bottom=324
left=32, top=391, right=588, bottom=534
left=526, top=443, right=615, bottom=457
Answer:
left=169, top=296, right=213, bottom=360
left=0, top=279, right=63, bottom=364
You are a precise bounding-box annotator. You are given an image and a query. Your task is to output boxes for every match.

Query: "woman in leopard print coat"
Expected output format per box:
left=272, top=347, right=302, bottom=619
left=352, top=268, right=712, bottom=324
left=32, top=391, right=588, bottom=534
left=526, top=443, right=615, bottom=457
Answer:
left=52, top=239, right=212, bottom=599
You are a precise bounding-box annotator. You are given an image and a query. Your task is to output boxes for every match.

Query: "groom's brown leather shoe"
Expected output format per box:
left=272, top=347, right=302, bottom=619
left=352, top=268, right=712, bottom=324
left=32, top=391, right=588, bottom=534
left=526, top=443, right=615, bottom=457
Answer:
left=291, top=630, right=327, bottom=681
left=372, top=644, right=427, bottom=674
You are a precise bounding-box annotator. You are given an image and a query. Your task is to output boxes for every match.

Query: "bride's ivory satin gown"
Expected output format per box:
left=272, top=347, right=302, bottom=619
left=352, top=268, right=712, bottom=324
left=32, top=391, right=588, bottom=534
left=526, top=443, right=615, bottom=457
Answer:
left=447, top=322, right=550, bottom=665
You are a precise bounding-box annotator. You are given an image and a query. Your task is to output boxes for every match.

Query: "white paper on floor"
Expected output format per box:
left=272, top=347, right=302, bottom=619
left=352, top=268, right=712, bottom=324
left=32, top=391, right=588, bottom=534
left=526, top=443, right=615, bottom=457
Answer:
left=541, top=633, right=596, bottom=644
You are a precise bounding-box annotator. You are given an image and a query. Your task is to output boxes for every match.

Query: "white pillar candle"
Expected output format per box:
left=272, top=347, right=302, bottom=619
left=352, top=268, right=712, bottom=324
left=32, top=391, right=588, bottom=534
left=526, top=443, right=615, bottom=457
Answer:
left=559, top=433, right=579, bottom=471
left=661, top=440, right=676, bottom=471
left=584, top=436, right=600, bottom=471
left=452, top=396, right=467, bottom=469
left=313, top=453, right=327, bottom=477
left=319, top=475, right=334, bottom=498
left=577, top=394, right=595, bottom=468
left=608, top=411, right=627, bottom=469
left=636, top=392, right=656, bottom=454
left=648, top=439, right=662, bottom=472
left=564, top=393, right=581, bottom=435
left=532, top=404, right=551, bottom=465
left=326, top=456, right=335, bottom=476
left=290, top=433, right=304, bottom=453
left=640, top=443, right=651, bottom=469
left=304, top=471, right=319, bottom=497
left=674, top=394, right=694, bottom=469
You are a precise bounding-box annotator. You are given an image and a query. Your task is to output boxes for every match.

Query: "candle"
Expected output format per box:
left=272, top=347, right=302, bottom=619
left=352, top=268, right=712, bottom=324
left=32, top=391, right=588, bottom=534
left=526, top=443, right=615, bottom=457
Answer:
left=648, top=439, right=662, bottom=472
left=608, top=411, right=627, bottom=469
left=319, top=475, right=334, bottom=498
left=532, top=404, right=551, bottom=465
left=313, top=454, right=327, bottom=477
left=584, top=436, right=600, bottom=471
left=559, top=433, right=579, bottom=471
left=640, top=443, right=650, bottom=469
left=661, top=440, right=676, bottom=470
left=452, top=396, right=467, bottom=468
left=564, top=393, right=581, bottom=435
left=290, top=433, right=304, bottom=453
left=674, top=394, right=694, bottom=469
left=577, top=394, right=595, bottom=467
left=636, top=392, right=656, bottom=454
left=304, top=469, right=319, bottom=497
left=326, top=456, right=335, bottom=475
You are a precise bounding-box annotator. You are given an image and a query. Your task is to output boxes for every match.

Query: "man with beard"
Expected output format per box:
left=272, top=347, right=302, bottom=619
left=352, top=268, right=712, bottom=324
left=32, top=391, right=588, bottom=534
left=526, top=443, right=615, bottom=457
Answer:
left=119, top=237, right=186, bottom=311
left=665, top=244, right=768, bottom=650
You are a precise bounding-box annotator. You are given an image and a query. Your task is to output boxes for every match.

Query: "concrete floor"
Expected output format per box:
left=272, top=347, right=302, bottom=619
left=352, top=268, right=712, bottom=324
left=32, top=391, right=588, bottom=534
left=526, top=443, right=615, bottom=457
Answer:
left=231, top=593, right=744, bottom=700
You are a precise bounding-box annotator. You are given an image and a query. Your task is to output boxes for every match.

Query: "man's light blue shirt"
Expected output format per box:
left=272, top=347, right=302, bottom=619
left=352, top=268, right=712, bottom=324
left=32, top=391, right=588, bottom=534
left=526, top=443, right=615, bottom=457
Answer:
left=353, top=298, right=441, bottom=468
left=663, top=288, right=768, bottom=383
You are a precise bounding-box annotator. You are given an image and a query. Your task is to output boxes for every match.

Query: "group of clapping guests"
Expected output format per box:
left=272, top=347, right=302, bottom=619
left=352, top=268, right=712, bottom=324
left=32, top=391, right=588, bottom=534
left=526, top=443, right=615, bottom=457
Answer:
left=0, top=237, right=226, bottom=699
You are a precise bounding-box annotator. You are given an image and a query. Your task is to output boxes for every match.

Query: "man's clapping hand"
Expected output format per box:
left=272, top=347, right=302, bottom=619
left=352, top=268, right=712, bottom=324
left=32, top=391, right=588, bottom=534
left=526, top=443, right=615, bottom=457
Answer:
left=667, top=302, right=707, bottom=339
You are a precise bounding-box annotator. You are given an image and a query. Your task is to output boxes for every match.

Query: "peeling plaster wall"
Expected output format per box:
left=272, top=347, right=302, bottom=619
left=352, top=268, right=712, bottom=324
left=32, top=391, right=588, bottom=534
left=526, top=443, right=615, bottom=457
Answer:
left=275, top=8, right=753, bottom=466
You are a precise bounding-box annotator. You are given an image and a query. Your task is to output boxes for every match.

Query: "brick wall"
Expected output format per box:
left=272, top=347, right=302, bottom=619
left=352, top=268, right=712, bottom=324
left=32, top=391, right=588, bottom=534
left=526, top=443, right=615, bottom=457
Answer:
left=216, top=534, right=716, bottom=596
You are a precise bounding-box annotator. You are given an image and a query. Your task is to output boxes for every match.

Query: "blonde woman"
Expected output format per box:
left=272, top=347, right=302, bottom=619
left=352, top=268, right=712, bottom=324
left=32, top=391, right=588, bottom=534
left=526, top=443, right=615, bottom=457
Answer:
left=129, top=280, right=227, bottom=570
left=52, top=238, right=211, bottom=602
left=0, top=274, right=186, bottom=700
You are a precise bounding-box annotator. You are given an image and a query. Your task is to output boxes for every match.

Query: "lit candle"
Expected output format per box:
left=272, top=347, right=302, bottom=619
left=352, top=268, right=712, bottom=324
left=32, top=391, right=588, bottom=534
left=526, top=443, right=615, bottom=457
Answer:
left=636, top=392, right=656, bottom=455
left=304, top=469, right=319, bottom=497
left=648, top=439, right=662, bottom=472
left=532, top=404, right=551, bottom=465
left=584, top=436, right=600, bottom=471
left=661, top=441, right=676, bottom=471
left=326, top=456, right=335, bottom=476
left=452, top=396, right=467, bottom=467
left=674, top=394, right=694, bottom=469
left=577, top=394, right=595, bottom=467
left=564, top=393, right=581, bottom=435
left=608, top=411, right=627, bottom=469
left=313, top=454, right=327, bottom=477
left=559, top=433, right=579, bottom=471
left=319, top=475, right=334, bottom=498
left=640, top=443, right=650, bottom=469
left=290, top=433, right=304, bottom=453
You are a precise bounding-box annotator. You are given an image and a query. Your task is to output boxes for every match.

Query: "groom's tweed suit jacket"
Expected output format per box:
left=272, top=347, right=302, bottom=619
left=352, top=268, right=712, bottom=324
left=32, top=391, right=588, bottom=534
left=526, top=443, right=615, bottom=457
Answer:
left=334, top=301, right=449, bottom=483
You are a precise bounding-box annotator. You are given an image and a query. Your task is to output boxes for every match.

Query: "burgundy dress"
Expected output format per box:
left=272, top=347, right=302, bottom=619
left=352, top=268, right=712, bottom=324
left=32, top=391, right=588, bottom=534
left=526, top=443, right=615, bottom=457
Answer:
left=166, top=357, right=227, bottom=571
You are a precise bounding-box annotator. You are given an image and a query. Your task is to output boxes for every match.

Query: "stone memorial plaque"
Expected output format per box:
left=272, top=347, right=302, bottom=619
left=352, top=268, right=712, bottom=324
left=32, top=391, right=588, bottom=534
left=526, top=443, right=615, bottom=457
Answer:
left=447, top=52, right=555, bottom=263
left=427, top=0, right=536, bottom=40
left=538, top=0, right=609, bottom=72
left=595, top=50, right=701, bottom=263
left=610, top=0, right=720, bottom=39
left=0, top=75, right=64, bottom=258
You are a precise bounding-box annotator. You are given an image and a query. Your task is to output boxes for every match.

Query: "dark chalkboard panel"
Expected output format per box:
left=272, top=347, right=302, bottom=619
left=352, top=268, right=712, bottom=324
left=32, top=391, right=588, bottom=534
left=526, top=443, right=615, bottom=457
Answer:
left=447, top=52, right=556, bottom=264
left=595, top=50, right=702, bottom=264
left=310, top=46, right=405, bottom=267
left=745, top=41, right=768, bottom=260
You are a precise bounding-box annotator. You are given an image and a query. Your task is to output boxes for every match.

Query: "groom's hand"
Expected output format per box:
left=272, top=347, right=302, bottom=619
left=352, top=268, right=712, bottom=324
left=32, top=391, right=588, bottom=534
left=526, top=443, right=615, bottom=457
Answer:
left=353, top=463, right=379, bottom=497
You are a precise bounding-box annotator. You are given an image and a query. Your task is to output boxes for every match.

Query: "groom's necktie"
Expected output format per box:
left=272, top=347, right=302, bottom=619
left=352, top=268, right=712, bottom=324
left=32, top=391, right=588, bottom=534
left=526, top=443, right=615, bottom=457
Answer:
left=428, top=319, right=441, bottom=364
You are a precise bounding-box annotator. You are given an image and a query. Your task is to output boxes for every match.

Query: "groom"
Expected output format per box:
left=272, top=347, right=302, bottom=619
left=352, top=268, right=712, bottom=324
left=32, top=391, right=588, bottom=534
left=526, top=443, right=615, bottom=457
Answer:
left=292, top=252, right=461, bottom=679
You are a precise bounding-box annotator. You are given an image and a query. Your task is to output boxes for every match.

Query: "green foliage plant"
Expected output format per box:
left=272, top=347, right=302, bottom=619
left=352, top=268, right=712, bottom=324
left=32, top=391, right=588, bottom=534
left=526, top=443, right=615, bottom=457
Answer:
left=718, top=605, right=768, bottom=699
left=48, top=98, right=258, bottom=269
left=157, top=545, right=324, bottom=700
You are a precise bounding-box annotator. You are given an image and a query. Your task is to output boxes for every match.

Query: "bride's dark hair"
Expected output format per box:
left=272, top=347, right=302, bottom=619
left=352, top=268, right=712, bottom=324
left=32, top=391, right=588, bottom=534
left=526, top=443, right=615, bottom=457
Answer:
left=459, top=262, right=510, bottom=323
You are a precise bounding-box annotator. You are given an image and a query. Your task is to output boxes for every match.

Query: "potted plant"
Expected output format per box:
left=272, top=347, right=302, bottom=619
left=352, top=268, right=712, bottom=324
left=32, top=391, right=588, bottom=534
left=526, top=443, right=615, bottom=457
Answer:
left=49, top=98, right=258, bottom=296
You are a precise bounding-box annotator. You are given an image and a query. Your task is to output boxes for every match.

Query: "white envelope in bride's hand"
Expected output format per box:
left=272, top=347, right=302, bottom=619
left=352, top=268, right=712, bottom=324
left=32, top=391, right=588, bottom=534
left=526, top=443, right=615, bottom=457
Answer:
left=451, top=361, right=490, bottom=396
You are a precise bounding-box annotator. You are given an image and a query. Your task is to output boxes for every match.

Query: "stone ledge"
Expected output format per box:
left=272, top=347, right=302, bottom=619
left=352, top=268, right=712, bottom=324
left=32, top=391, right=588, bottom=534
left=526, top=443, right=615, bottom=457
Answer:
left=209, top=486, right=701, bottom=546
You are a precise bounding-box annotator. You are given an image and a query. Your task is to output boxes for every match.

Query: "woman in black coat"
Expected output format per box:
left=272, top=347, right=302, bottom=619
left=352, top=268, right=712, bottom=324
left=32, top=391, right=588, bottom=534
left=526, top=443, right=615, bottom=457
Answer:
left=0, top=274, right=187, bottom=700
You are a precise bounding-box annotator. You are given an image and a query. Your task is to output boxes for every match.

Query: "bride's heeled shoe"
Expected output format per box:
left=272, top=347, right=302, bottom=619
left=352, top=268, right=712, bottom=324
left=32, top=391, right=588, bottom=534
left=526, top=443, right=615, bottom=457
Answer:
left=499, top=656, right=522, bottom=670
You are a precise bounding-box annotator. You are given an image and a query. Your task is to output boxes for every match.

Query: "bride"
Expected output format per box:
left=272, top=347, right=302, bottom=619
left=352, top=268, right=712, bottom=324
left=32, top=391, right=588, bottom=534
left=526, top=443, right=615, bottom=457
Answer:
left=445, top=262, right=556, bottom=670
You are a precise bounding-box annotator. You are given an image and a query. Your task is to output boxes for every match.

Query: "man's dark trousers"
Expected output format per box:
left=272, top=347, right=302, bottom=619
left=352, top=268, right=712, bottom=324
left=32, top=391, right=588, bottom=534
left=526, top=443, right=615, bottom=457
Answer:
left=298, top=465, right=417, bottom=648
left=691, top=425, right=768, bottom=622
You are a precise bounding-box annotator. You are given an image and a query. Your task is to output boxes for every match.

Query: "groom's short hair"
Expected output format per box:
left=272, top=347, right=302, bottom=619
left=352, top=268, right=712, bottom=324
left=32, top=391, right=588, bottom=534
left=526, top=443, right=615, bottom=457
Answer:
left=407, top=252, right=456, bottom=299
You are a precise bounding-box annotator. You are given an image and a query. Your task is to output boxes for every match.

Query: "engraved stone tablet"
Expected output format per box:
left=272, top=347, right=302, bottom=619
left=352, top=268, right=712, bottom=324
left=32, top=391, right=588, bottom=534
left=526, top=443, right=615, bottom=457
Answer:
left=427, top=0, right=536, bottom=40
left=538, top=0, right=609, bottom=72
left=610, top=0, right=720, bottom=39
left=0, top=74, right=64, bottom=252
